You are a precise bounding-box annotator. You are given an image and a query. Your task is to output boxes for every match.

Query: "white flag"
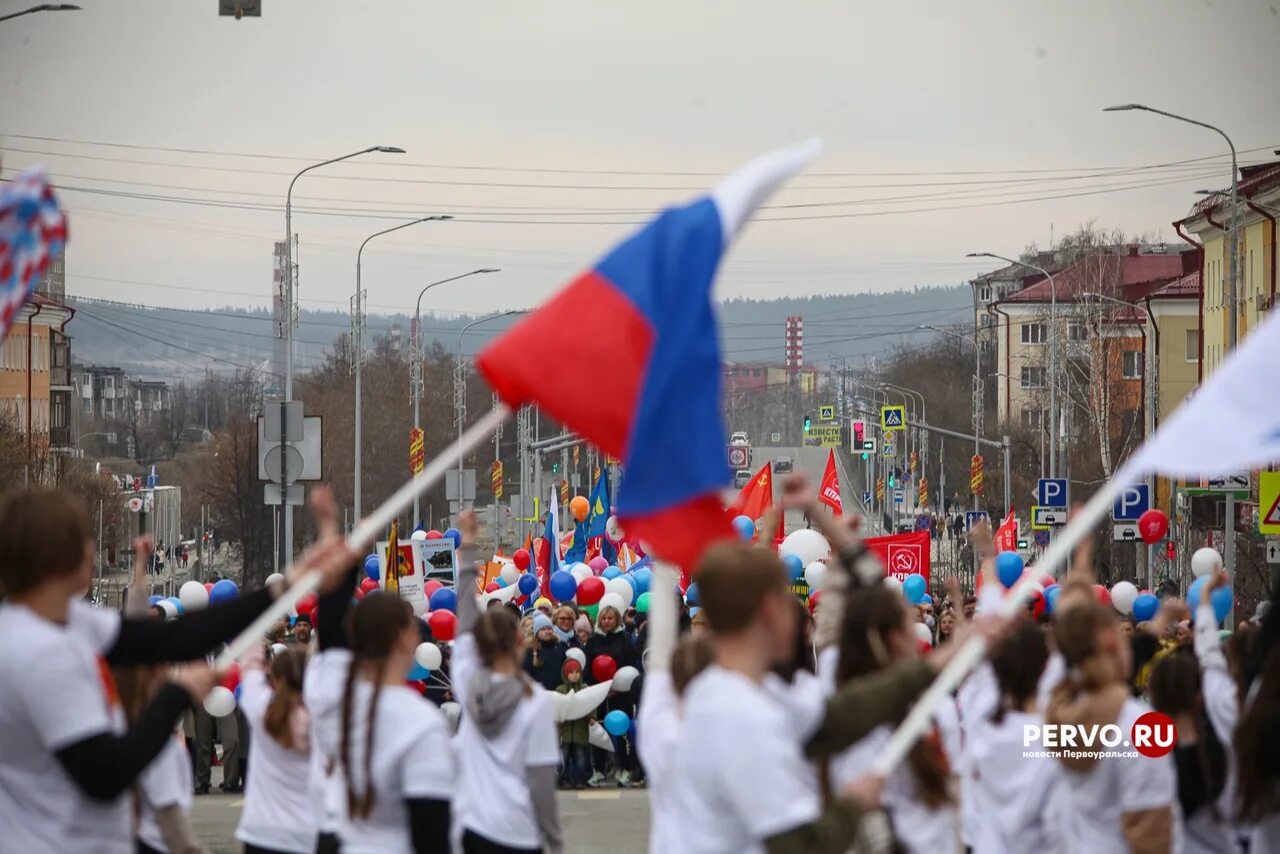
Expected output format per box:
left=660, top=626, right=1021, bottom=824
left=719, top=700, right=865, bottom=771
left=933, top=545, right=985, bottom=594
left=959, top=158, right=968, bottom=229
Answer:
left=1116, top=308, right=1280, bottom=484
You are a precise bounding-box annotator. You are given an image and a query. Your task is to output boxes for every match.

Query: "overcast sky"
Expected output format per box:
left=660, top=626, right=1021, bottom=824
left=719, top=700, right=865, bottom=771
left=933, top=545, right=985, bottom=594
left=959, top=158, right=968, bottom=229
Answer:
left=2, top=0, right=1278, bottom=327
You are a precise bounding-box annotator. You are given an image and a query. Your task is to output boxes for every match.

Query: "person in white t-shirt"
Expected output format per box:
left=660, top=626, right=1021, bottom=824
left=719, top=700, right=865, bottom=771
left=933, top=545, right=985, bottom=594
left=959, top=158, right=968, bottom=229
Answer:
left=0, top=485, right=357, bottom=854
left=452, top=510, right=564, bottom=854
left=670, top=541, right=958, bottom=854
left=307, top=575, right=456, bottom=854
left=1236, top=577, right=1280, bottom=854
left=1044, top=557, right=1180, bottom=853
left=236, top=642, right=317, bottom=854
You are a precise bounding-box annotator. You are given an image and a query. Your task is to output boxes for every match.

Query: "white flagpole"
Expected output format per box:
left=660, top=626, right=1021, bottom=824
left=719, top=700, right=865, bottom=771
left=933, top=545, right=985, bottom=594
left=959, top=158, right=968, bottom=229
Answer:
left=216, top=404, right=512, bottom=667
left=871, top=475, right=1128, bottom=775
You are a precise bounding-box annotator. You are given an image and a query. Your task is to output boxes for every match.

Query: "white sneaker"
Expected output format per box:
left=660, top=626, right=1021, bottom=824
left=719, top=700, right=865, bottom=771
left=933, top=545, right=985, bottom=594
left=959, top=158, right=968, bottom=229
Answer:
left=586, top=772, right=605, bottom=788
left=617, top=771, right=631, bottom=788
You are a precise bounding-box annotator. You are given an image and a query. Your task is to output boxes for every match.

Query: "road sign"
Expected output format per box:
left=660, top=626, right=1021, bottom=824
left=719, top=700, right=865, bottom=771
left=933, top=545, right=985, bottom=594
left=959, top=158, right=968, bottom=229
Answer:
left=1030, top=504, right=1047, bottom=531
left=257, top=415, right=323, bottom=482
left=914, top=514, right=931, bottom=531
left=1112, top=484, right=1151, bottom=522
left=1034, top=529, right=1051, bottom=547
left=1033, top=506, right=1067, bottom=527
left=1261, top=472, right=1280, bottom=534
left=819, top=404, right=835, bottom=422
left=264, top=483, right=305, bottom=506
left=808, top=424, right=842, bottom=448
left=1207, top=474, right=1251, bottom=491
left=727, top=445, right=749, bottom=469
left=127, top=496, right=143, bottom=513
left=445, top=469, right=477, bottom=502
left=1268, top=539, right=1280, bottom=564
left=770, top=432, right=781, bottom=443
left=1113, top=523, right=1140, bottom=542
left=1036, top=478, right=1068, bottom=509
left=965, top=510, right=989, bottom=531
left=881, top=405, right=906, bottom=431
left=862, top=490, right=872, bottom=505
left=857, top=438, right=877, bottom=454
left=893, top=487, right=905, bottom=504
left=883, top=441, right=896, bottom=458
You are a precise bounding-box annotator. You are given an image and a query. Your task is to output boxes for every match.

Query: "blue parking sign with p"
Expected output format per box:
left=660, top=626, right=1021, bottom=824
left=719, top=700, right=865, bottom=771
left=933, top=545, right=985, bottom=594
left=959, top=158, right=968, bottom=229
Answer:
left=1113, top=484, right=1150, bottom=521
left=1036, top=478, right=1068, bottom=509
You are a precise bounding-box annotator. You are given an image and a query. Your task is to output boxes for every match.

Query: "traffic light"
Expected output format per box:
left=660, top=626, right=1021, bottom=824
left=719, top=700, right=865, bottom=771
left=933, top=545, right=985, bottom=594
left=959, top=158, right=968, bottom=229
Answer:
left=861, top=451, right=869, bottom=461
left=803, top=415, right=812, bottom=433
left=888, top=472, right=896, bottom=488
left=551, top=462, right=560, bottom=474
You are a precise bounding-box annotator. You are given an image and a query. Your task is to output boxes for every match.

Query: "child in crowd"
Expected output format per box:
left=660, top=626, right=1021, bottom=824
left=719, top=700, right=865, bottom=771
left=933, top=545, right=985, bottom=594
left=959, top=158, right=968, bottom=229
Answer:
left=555, top=659, right=592, bottom=789
left=524, top=612, right=568, bottom=691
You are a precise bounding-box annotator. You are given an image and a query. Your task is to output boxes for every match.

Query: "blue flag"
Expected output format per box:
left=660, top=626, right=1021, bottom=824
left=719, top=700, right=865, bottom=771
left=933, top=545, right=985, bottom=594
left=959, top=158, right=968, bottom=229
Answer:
left=566, top=469, right=615, bottom=563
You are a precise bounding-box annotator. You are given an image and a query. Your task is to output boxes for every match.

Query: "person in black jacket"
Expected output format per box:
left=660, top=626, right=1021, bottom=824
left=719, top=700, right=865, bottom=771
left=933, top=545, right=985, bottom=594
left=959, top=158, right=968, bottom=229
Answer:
left=523, top=612, right=569, bottom=691
left=585, top=603, right=640, bottom=786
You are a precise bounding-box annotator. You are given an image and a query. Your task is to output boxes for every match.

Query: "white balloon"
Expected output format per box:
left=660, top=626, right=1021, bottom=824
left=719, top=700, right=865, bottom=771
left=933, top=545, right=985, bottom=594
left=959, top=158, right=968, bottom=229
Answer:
left=565, top=647, right=587, bottom=668
left=1110, top=581, right=1139, bottom=615
left=265, top=572, right=285, bottom=587
left=605, top=577, right=634, bottom=607
left=598, top=592, right=627, bottom=617
left=1191, top=547, right=1222, bottom=578
left=499, top=564, right=520, bottom=585
left=780, top=529, right=830, bottom=567
left=570, top=563, right=593, bottom=583
left=157, top=599, right=179, bottom=621
left=605, top=515, right=624, bottom=544
left=440, top=701, right=462, bottom=731
left=589, top=721, right=616, bottom=752
left=178, top=580, right=209, bottom=612
left=414, top=642, right=443, bottom=671
left=203, top=685, right=236, bottom=717
left=913, top=622, right=933, bottom=646
left=612, top=665, right=640, bottom=692
left=270, top=643, right=288, bottom=657
left=804, top=561, right=828, bottom=591
left=410, top=529, right=428, bottom=541
left=883, top=576, right=903, bottom=594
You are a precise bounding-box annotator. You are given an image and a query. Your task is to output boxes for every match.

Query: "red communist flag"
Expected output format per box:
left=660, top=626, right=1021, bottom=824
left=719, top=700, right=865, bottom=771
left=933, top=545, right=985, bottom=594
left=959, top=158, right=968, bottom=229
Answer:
left=994, top=508, right=1017, bottom=554
left=818, top=450, right=842, bottom=517
left=864, top=531, right=931, bottom=588
left=727, top=462, right=784, bottom=545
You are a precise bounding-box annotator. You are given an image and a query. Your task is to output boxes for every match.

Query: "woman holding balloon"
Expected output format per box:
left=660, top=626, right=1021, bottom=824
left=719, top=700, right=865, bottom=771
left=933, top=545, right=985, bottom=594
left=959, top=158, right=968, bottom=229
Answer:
left=585, top=600, right=642, bottom=787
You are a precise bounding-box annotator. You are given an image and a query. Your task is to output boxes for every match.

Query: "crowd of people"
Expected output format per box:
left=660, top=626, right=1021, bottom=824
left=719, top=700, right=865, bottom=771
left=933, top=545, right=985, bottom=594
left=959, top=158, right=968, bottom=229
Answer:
left=2, top=475, right=1280, bottom=854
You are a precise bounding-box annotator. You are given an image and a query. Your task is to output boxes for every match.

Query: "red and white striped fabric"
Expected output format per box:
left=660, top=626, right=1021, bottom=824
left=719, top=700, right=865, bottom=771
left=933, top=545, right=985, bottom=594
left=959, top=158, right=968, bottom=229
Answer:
left=0, top=166, right=67, bottom=341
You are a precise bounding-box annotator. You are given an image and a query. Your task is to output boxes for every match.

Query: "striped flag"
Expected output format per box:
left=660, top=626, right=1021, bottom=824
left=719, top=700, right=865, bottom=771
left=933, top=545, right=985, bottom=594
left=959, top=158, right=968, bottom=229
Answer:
left=0, top=167, right=67, bottom=342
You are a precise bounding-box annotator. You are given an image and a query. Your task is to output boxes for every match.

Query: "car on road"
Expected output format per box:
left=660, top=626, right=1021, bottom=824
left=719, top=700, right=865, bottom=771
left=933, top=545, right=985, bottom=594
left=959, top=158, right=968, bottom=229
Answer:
left=729, top=431, right=750, bottom=446
left=733, top=469, right=752, bottom=488
left=774, top=456, right=794, bottom=473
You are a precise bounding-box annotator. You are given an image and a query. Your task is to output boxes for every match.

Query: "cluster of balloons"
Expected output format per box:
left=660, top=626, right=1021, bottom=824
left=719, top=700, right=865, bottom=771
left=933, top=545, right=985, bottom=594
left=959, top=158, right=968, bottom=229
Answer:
left=543, top=559, right=654, bottom=622
left=410, top=641, right=444, bottom=681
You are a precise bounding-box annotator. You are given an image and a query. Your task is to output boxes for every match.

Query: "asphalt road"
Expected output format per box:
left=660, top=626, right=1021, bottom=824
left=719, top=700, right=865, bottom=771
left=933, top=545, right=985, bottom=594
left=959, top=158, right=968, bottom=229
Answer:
left=191, top=787, right=652, bottom=854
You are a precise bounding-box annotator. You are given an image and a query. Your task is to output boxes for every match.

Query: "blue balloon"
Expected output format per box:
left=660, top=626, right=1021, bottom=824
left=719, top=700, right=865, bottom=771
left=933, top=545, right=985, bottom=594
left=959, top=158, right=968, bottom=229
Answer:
left=549, top=570, right=578, bottom=603
left=494, top=576, right=508, bottom=588
left=1045, top=585, right=1062, bottom=615
left=632, top=567, right=652, bottom=594
left=920, top=593, right=932, bottom=605
left=602, top=566, right=622, bottom=580
left=148, top=594, right=164, bottom=606
left=363, top=555, right=381, bottom=581
left=429, top=587, right=458, bottom=614
left=1210, top=586, right=1233, bottom=625
left=517, top=573, right=539, bottom=596
left=209, top=579, right=239, bottom=606
left=166, top=596, right=185, bottom=615
left=783, top=553, right=805, bottom=582
left=444, top=528, right=462, bottom=549
left=1131, top=592, right=1159, bottom=622
left=995, top=551, right=1025, bottom=589
left=407, top=661, right=430, bottom=681
left=685, top=582, right=700, bottom=607
left=603, top=709, right=632, bottom=737
left=234, top=683, right=243, bottom=703
left=620, top=573, right=637, bottom=592
left=732, top=514, right=756, bottom=541
left=1188, top=577, right=1207, bottom=608
left=902, top=573, right=926, bottom=605
left=689, top=606, right=701, bottom=618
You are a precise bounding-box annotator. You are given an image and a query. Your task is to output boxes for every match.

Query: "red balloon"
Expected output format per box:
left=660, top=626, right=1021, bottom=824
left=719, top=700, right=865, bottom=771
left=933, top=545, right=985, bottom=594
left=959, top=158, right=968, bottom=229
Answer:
left=294, top=592, right=318, bottom=617
left=577, top=576, right=605, bottom=606
left=809, top=589, right=823, bottom=613
left=354, top=587, right=366, bottom=601
left=1138, top=509, right=1169, bottom=545
left=591, top=654, right=618, bottom=682
left=1029, top=588, right=1046, bottom=619
left=359, top=578, right=379, bottom=594
left=1093, top=583, right=1111, bottom=605
left=220, top=662, right=240, bottom=692
left=203, top=582, right=214, bottom=593
left=428, top=610, right=458, bottom=642
left=485, top=581, right=501, bottom=593
left=1039, top=573, right=1055, bottom=590
left=513, top=548, right=531, bottom=571
left=917, top=638, right=933, bottom=655
left=426, top=529, right=443, bottom=540
left=424, top=579, right=444, bottom=599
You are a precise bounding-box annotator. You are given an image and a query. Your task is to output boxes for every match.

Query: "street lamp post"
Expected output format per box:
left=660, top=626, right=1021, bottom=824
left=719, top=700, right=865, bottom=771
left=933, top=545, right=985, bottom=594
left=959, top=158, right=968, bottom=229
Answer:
left=455, top=310, right=525, bottom=510
left=352, top=215, right=452, bottom=521
left=968, top=252, right=1058, bottom=479
left=921, top=323, right=984, bottom=509
left=282, top=145, right=402, bottom=564
left=1108, top=104, right=1240, bottom=612
left=409, top=269, right=500, bottom=523
left=0, top=4, right=80, bottom=23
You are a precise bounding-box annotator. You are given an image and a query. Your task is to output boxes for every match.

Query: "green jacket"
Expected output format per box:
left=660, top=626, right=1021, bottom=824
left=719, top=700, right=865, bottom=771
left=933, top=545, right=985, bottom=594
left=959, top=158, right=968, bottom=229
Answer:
left=555, top=682, right=591, bottom=745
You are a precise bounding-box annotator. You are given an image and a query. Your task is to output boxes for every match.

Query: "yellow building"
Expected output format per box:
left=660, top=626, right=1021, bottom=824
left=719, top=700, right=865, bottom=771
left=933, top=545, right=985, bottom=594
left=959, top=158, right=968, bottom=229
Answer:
left=1143, top=272, right=1201, bottom=516
left=1179, top=162, right=1280, bottom=378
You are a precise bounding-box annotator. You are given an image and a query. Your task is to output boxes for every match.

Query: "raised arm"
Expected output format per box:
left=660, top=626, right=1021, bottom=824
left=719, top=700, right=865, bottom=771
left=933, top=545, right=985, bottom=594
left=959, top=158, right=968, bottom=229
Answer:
left=455, top=510, right=481, bottom=635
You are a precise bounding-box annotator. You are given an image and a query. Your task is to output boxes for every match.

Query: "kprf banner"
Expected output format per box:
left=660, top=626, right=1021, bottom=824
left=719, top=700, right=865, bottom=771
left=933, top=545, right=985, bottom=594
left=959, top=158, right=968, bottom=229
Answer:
left=995, top=509, right=1017, bottom=554
left=863, top=530, right=931, bottom=589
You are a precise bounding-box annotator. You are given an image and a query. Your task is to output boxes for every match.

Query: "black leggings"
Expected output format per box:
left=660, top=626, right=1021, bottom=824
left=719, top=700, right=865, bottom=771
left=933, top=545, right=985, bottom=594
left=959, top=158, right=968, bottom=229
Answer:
left=462, top=829, right=539, bottom=854
left=245, top=844, right=310, bottom=854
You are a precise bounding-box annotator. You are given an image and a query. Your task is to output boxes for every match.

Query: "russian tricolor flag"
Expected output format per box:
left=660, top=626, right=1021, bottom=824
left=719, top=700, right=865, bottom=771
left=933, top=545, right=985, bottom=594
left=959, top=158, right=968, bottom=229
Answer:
left=479, top=140, right=819, bottom=570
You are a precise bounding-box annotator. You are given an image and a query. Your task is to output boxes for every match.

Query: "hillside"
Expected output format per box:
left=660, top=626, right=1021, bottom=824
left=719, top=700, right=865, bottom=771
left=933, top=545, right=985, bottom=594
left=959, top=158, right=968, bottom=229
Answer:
left=66, top=284, right=972, bottom=379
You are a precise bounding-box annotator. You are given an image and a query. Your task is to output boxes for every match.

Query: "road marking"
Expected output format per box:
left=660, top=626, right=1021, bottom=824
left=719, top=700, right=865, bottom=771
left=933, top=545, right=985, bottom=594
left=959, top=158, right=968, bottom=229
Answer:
left=229, top=799, right=244, bottom=807
left=577, top=791, right=622, bottom=800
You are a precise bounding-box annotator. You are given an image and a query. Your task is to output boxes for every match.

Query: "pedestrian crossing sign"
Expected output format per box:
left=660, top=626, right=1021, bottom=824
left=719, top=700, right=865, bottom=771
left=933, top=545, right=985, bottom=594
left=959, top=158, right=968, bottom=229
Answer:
left=881, top=405, right=905, bottom=432
left=1260, top=471, right=1280, bottom=534
left=819, top=404, right=835, bottom=422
